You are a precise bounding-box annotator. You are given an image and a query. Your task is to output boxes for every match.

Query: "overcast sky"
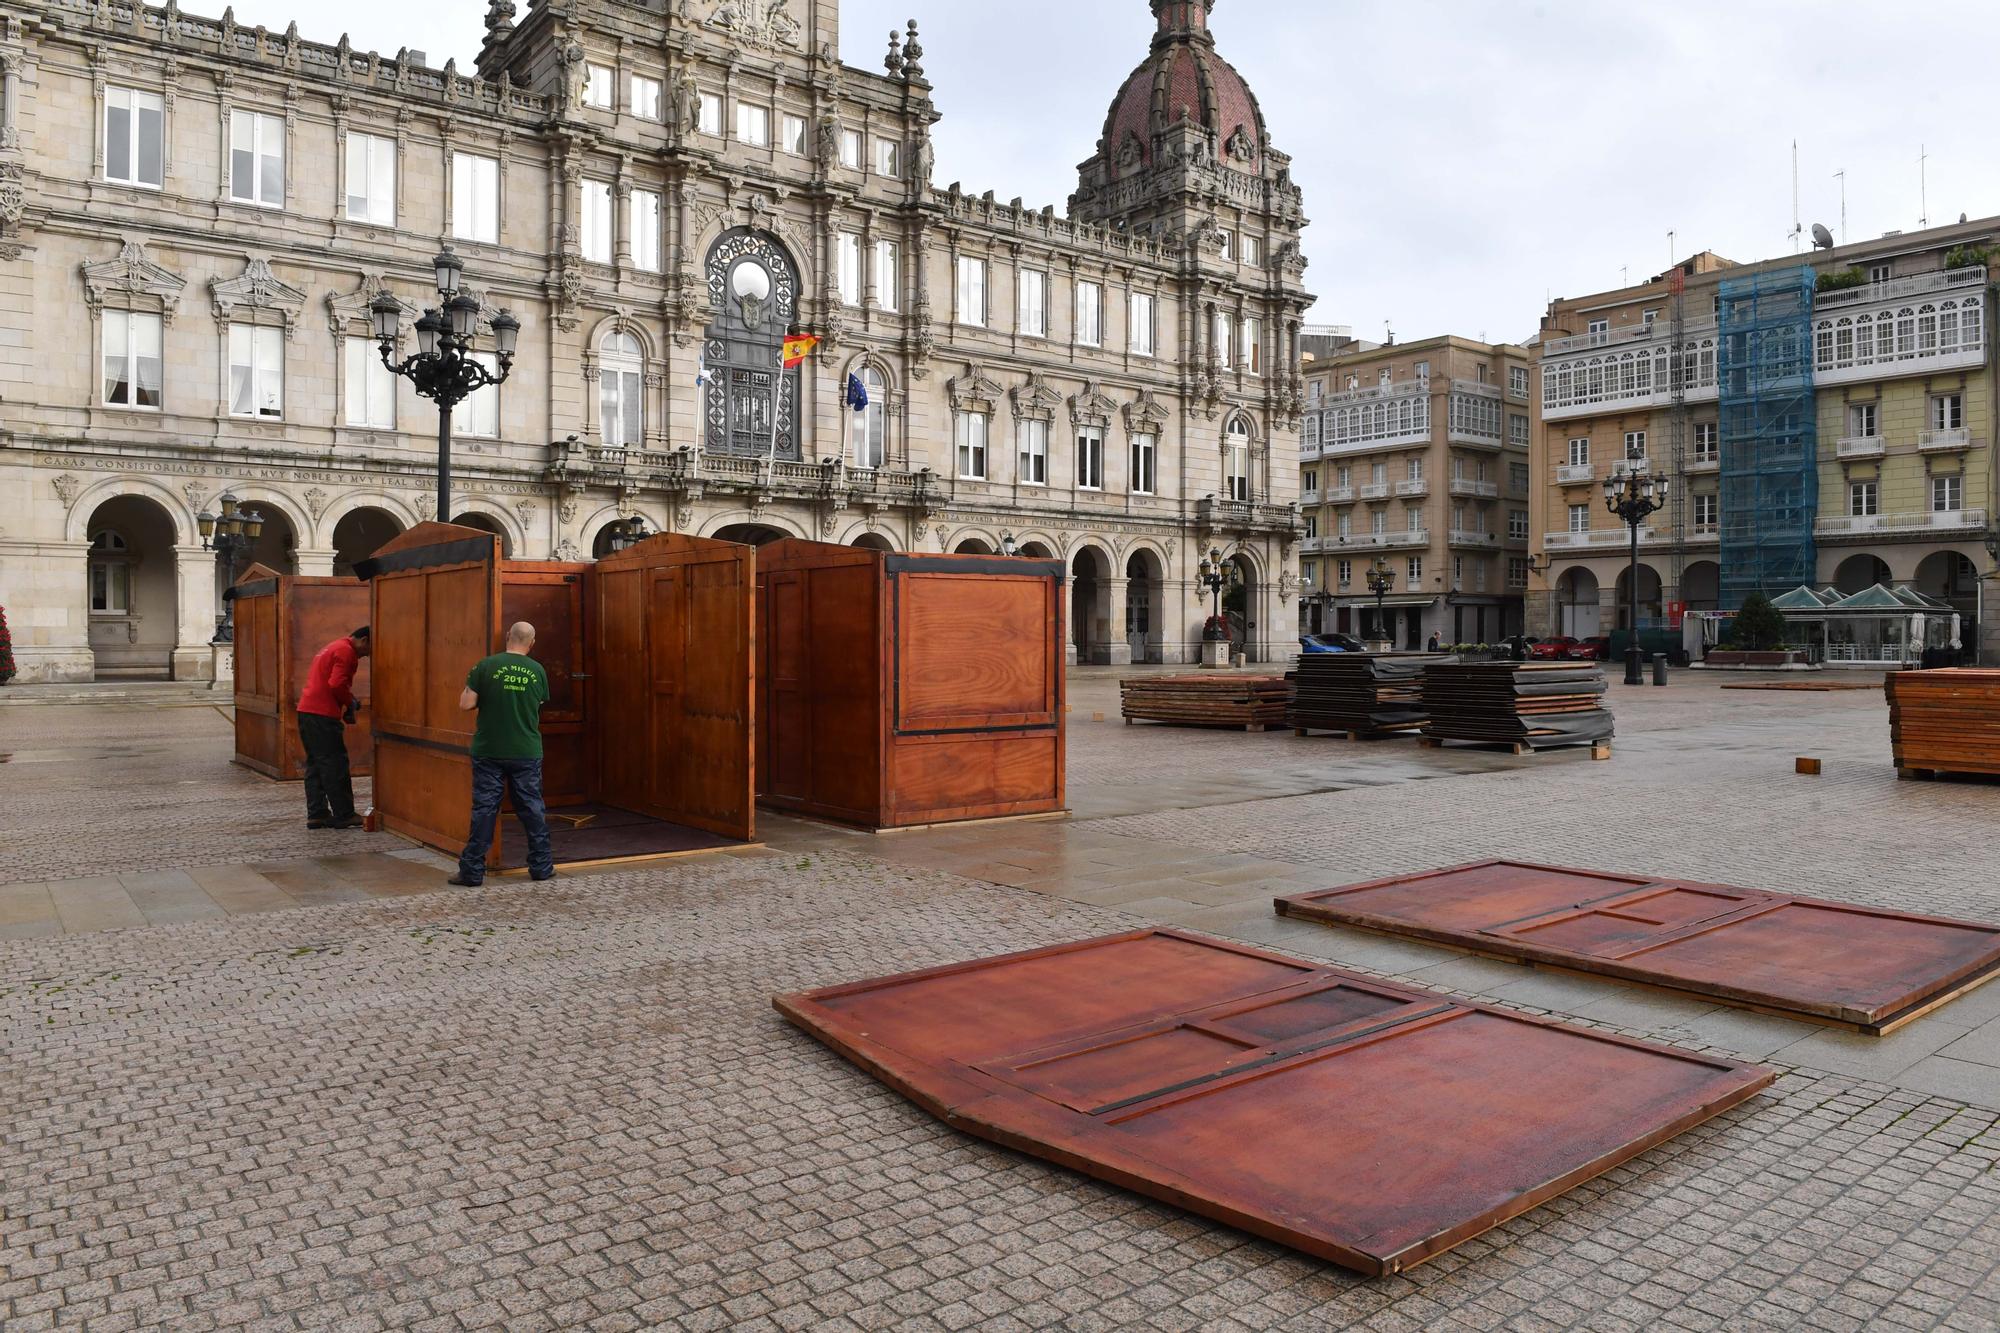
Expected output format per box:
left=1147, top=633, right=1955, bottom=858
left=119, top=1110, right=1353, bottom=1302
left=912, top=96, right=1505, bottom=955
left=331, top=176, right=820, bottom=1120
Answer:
left=227, top=0, right=1999, bottom=346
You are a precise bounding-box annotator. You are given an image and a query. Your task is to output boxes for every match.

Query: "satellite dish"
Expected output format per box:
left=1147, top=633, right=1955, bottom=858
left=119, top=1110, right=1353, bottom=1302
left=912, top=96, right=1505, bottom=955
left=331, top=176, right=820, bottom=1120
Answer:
left=1811, top=223, right=1835, bottom=250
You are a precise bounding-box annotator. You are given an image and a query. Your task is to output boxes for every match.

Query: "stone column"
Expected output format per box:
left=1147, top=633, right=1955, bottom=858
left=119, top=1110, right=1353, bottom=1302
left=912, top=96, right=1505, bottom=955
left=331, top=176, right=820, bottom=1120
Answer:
left=294, top=547, right=337, bottom=577
left=0, top=539, right=94, bottom=682
left=1103, top=576, right=1132, bottom=666
left=172, top=543, right=220, bottom=681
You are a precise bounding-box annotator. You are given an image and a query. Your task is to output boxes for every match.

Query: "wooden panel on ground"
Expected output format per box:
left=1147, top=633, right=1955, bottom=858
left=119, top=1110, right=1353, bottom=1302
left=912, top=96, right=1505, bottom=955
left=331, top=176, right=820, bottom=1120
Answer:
left=230, top=565, right=374, bottom=780
left=1278, top=860, right=2000, bottom=1034
left=1886, top=669, right=2000, bottom=777
left=775, top=929, right=1772, bottom=1276
left=1420, top=662, right=1613, bottom=752
left=1121, top=674, right=1291, bottom=731
left=1291, top=653, right=1447, bottom=738
left=755, top=541, right=1066, bottom=830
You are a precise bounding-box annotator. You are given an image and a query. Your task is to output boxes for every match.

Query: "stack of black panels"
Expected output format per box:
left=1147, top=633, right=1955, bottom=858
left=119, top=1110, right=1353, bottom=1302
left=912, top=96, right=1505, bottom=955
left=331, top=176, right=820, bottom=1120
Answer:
left=1421, top=662, right=1614, bottom=750
left=1291, top=654, right=1451, bottom=736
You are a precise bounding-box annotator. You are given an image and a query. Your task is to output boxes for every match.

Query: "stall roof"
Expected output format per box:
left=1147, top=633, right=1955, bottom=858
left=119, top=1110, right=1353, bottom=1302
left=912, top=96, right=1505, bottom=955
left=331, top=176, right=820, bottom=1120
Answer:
left=1775, top=584, right=1955, bottom=615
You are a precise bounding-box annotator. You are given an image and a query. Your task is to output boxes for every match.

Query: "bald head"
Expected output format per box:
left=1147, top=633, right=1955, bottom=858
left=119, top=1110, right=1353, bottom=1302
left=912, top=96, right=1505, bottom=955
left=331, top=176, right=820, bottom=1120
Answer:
left=505, top=622, right=537, bottom=652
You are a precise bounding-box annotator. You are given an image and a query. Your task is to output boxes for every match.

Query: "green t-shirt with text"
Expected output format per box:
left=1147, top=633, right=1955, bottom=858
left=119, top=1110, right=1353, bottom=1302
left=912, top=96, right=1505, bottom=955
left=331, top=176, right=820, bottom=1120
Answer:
left=466, top=652, right=549, bottom=760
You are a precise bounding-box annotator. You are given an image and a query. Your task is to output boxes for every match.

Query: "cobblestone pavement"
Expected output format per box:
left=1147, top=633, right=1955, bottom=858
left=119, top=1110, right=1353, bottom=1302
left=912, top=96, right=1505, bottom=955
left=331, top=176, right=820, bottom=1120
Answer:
left=11, top=670, right=2000, bottom=1329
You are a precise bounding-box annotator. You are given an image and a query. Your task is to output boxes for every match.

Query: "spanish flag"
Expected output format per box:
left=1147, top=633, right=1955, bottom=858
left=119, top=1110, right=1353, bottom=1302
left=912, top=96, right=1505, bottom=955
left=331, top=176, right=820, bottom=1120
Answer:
left=782, top=334, right=821, bottom=370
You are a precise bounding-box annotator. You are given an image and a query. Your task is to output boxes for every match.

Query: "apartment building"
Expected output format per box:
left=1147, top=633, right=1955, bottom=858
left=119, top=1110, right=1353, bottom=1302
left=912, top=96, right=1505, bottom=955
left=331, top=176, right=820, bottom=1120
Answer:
left=1531, top=220, right=1996, bottom=663
left=1297, top=336, right=1534, bottom=647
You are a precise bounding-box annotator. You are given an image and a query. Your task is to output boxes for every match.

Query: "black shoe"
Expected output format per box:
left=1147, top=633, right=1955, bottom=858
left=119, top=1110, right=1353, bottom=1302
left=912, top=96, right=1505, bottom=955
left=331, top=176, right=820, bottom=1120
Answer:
left=307, top=818, right=331, bottom=830
left=326, top=815, right=364, bottom=830
left=447, top=875, right=481, bottom=888
left=531, top=872, right=557, bottom=883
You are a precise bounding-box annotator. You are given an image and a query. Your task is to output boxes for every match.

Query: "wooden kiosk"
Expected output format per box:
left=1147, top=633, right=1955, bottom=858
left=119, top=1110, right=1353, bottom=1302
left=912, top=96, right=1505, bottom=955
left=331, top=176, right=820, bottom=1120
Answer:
left=230, top=563, right=374, bottom=779
left=756, top=540, right=1066, bottom=830
left=359, top=523, right=755, bottom=870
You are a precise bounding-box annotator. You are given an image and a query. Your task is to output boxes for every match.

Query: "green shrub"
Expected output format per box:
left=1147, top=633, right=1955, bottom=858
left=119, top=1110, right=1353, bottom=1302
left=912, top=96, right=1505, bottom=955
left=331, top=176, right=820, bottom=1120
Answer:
left=1816, top=267, right=1868, bottom=293
left=1726, top=594, right=1788, bottom=651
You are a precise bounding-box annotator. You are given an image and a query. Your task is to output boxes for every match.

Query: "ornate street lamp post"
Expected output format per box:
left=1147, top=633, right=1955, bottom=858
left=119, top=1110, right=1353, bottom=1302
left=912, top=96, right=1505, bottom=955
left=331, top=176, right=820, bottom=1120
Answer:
left=369, top=247, right=522, bottom=525
left=603, top=515, right=653, bottom=554
left=196, top=491, right=264, bottom=644
left=1196, top=546, right=1236, bottom=639
left=1365, top=556, right=1394, bottom=646
left=1603, top=469, right=1671, bottom=685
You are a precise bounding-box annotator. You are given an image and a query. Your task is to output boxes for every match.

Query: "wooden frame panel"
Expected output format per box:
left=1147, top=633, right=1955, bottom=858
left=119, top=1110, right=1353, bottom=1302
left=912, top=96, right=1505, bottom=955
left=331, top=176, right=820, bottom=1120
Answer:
left=777, top=930, right=1772, bottom=1277
left=231, top=566, right=373, bottom=780
left=1278, top=860, right=2000, bottom=1034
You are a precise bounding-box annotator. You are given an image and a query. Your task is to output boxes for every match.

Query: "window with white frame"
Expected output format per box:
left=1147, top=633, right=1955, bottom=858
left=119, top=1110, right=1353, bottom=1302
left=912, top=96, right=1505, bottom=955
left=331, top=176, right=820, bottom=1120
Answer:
left=344, top=336, right=396, bottom=429
left=1337, top=558, right=1352, bottom=587
left=1568, top=437, right=1590, bottom=466
left=736, top=102, right=771, bottom=147
left=1076, top=426, right=1105, bottom=490
left=229, top=110, right=284, bottom=208
left=1241, top=235, right=1263, bottom=268
left=1850, top=403, right=1878, bottom=438
left=1225, top=418, right=1251, bottom=501
left=1694, top=492, right=1718, bottom=530
left=1508, top=509, right=1528, bottom=540
left=1695, top=422, right=1719, bottom=460
left=1509, top=461, right=1530, bottom=491
left=1407, top=556, right=1423, bottom=583
left=1241, top=317, right=1263, bottom=374
left=1337, top=511, right=1352, bottom=538
left=956, top=256, right=987, bottom=326
left=1373, top=461, right=1389, bottom=486
left=853, top=366, right=888, bottom=470
left=1568, top=503, right=1590, bottom=532
left=782, top=114, right=807, bottom=155
left=1303, top=468, right=1318, bottom=493
left=1018, top=269, right=1048, bottom=337
left=1370, top=509, right=1387, bottom=537
left=1075, top=281, right=1102, bottom=347
left=631, top=189, right=662, bottom=272
left=1849, top=480, right=1878, bottom=517
left=452, top=352, right=499, bottom=437
left=631, top=75, right=663, bottom=121
left=598, top=332, right=645, bottom=448
left=698, top=93, right=723, bottom=135
left=1623, top=429, right=1647, bottom=460
left=344, top=132, right=396, bottom=225
left=1933, top=393, right=1964, bottom=432
left=103, top=87, right=164, bottom=189
left=101, top=310, right=162, bottom=409
left=876, top=240, right=900, bottom=311
left=839, top=128, right=863, bottom=169
left=1305, top=513, right=1318, bottom=539
left=90, top=531, right=131, bottom=613
left=1869, top=263, right=1892, bottom=284
left=1131, top=432, right=1157, bottom=494
left=1216, top=228, right=1234, bottom=259
left=1407, top=457, right=1424, bottom=481
left=1214, top=311, right=1234, bottom=369
left=1509, top=366, right=1529, bottom=397
left=227, top=323, right=284, bottom=419
left=581, top=180, right=613, bottom=263
left=1476, top=364, right=1489, bottom=383
left=1587, top=318, right=1609, bottom=342
left=1378, top=368, right=1392, bottom=386
left=836, top=233, right=863, bottom=307
left=1413, top=361, right=1430, bottom=379
left=451, top=152, right=499, bottom=243
left=955, top=411, right=988, bottom=479
left=1933, top=475, right=1964, bottom=512
left=584, top=64, right=613, bottom=109
left=1508, top=413, right=1529, bottom=447
left=1130, top=296, right=1155, bottom=356
left=875, top=138, right=901, bottom=177
left=1018, top=418, right=1048, bottom=485
left=1509, top=557, right=1529, bottom=588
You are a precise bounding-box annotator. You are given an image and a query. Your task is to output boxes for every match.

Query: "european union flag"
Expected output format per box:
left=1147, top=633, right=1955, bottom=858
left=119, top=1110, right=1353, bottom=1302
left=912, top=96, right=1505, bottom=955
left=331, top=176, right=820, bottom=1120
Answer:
left=846, top=372, right=869, bottom=412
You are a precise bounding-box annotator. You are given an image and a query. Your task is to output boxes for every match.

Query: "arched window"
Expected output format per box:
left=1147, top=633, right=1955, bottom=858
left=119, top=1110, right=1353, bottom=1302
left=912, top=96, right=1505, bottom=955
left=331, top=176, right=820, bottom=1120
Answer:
left=89, top=530, right=132, bottom=614
left=599, top=331, right=644, bottom=448
left=852, top=365, right=888, bottom=469
left=1224, top=417, right=1251, bottom=502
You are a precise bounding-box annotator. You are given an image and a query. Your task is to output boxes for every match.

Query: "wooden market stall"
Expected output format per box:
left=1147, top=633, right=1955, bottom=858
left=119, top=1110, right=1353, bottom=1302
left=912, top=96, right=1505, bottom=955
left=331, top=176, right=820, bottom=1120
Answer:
left=359, top=523, right=755, bottom=870
left=756, top=540, right=1066, bottom=830
left=230, top=563, right=374, bottom=780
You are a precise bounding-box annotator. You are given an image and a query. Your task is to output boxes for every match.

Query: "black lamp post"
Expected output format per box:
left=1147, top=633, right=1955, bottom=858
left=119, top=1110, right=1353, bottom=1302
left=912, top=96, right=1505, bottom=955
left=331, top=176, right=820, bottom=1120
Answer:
left=197, top=491, right=265, bottom=644
left=1365, top=556, right=1394, bottom=644
left=369, top=247, right=522, bottom=525
left=1603, top=469, right=1671, bottom=685
left=1196, top=546, right=1236, bottom=641
left=603, top=515, right=653, bottom=554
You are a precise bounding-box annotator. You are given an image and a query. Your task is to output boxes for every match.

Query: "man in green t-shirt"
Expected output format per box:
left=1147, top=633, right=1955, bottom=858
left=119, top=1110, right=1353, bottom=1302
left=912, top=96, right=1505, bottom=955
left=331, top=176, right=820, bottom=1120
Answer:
left=448, top=621, right=555, bottom=886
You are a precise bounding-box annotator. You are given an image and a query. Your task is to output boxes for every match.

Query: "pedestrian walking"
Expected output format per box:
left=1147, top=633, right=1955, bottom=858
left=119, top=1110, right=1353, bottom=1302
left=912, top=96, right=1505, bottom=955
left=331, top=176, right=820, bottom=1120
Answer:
left=1427, top=631, right=1442, bottom=653
left=296, top=626, right=370, bottom=829
left=449, top=621, right=555, bottom=886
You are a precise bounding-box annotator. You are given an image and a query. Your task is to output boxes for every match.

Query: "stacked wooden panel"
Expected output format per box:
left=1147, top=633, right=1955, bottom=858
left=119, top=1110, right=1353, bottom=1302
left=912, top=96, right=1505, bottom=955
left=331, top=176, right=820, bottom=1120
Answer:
left=1421, top=662, right=1613, bottom=752
left=1887, top=669, right=2000, bottom=777
left=1121, top=675, right=1292, bottom=731
left=1290, top=654, right=1441, bottom=738
left=231, top=565, right=375, bottom=780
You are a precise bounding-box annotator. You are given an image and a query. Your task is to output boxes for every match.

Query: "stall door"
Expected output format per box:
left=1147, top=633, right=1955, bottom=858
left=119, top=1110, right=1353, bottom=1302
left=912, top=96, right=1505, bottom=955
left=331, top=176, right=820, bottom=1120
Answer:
left=501, top=568, right=589, bottom=807
left=592, top=535, right=755, bottom=841
left=361, top=523, right=503, bottom=853
left=230, top=567, right=284, bottom=777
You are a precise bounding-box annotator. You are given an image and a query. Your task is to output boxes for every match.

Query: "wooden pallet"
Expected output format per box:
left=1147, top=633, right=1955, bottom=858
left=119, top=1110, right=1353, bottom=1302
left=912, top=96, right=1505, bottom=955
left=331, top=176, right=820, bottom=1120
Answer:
left=1294, top=724, right=1423, bottom=741
left=1421, top=736, right=1612, bottom=759
left=1886, top=670, right=2000, bottom=777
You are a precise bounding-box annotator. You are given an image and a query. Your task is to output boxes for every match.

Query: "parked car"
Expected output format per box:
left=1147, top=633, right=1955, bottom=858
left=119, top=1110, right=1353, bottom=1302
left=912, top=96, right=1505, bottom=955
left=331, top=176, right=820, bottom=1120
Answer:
left=1572, top=636, right=1612, bottom=661
left=1528, top=636, right=1580, bottom=660
left=1298, top=633, right=1365, bottom=654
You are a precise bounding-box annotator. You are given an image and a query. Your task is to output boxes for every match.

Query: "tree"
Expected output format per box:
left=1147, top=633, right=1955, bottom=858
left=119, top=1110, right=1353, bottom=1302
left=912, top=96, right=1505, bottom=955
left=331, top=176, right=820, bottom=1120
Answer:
left=0, top=604, right=14, bottom=684
left=1729, top=594, right=1788, bottom=651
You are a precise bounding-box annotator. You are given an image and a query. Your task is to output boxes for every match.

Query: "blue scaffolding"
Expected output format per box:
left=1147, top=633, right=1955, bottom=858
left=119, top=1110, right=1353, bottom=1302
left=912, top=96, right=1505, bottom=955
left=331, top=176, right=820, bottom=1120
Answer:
left=1717, top=266, right=1818, bottom=607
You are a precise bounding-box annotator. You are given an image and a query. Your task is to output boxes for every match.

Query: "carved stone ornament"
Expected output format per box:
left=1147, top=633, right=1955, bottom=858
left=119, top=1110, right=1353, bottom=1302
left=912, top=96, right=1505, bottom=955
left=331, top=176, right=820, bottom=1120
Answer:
left=1226, top=127, right=1257, bottom=162
left=1122, top=390, right=1172, bottom=435
left=414, top=493, right=436, bottom=521
left=946, top=362, right=1003, bottom=415
left=211, top=257, right=308, bottom=336
left=1069, top=379, right=1119, bottom=429
left=706, top=0, right=803, bottom=51
left=554, top=538, right=583, bottom=561
left=1010, top=372, right=1063, bottom=422
left=558, top=500, right=579, bottom=526
left=513, top=500, right=538, bottom=529
left=81, top=240, right=188, bottom=323
left=51, top=472, right=80, bottom=505
left=303, top=487, right=329, bottom=520
left=327, top=271, right=418, bottom=337
left=181, top=481, right=205, bottom=513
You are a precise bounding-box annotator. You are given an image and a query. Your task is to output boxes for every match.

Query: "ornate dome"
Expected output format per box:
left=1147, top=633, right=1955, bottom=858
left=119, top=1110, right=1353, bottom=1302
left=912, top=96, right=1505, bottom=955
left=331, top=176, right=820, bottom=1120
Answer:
left=1100, top=0, right=1265, bottom=177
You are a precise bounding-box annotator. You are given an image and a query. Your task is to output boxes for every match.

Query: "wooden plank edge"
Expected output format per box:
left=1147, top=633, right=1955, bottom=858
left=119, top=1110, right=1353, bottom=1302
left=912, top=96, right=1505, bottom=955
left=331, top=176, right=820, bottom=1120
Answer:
left=489, top=841, right=763, bottom=878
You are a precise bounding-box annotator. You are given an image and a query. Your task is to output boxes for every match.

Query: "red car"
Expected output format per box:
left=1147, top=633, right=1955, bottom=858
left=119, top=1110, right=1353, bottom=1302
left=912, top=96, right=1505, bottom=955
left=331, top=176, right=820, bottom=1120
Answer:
left=1572, top=637, right=1612, bottom=661
left=1528, top=636, right=1580, bottom=660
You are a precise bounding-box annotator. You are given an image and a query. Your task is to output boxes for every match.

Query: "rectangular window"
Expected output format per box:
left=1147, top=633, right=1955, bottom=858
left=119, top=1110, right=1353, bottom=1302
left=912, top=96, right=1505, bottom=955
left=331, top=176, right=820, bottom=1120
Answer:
left=1018, top=269, right=1048, bottom=337
left=1214, top=312, right=1234, bottom=369
left=1932, top=393, right=1964, bottom=432
left=1241, top=317, right=1263, bottom=374
left=876, top=240, right=900, bottom=311
left=875, top=138, right=901, bottom=177
left=1076, top=426, right=1105, bottom=490
left=1303, top=468, right=1319, bottom=492
left=1933, top=475, right=1964, bottom=512
left=840, top=128, right=864, bottom=169
left=782, top=114, right=808, bottom=155
left=1407, top=457, right=1423, bottom=481
left=1509, top=366, right=1529, bottom=397
left=580, top=64, right=612, bottom=108
left=1131, top=432, right=1157, bottom=494
left=1337, top=559, right=1352, bottom=586
left=344, top=336, right=396, bottom=429
left=104, top=87, right=165, bottom=189
left=1075, top=281, right=1102, bottom=347
left=1508, top=413, right=1529, bottom=446
left=1241, top=235, right=1263, bottom=268
left=227, top=323, right=284, bottom=419
left=91, top=561, right=128, bottom=614
left=451, top=152, right=500, bottom=243
left=1850, top=481, right=1878, bottom=517
left=698, top=93, right=723, bottom=135
left=631, top=75, right=664, bottom=121
left=631, top=189, right=662, bottom=272
left=955, top=411, right=988, bottom=479
left=1869, top=263, right=1892, bottom=284
left=736, top=102, right=771, bottom=147
left=956, top=256, right=987, bottom=326
left=836, top=233, right=863, bottom=307
left=1018, top=419, right=1048, bottom=486
left=1623, top=429, right=1647, bottom=459
left=1850, top=403, right=1878, bottom=437
left=229, top=110, right=284, bottom=208
left=1509, top=462, right=1530, bottom=491
left=1568, top=503, right=1590, bottom=533
left=1509, top=557, right=1530, bottom=588
left=1587, top=318, right=1609, bottom=342
left=581, top=180, right=613, bottom=263
left=1568, top=437, right=1590, bottom=466
left=1216, top=229, right=1234, bottom=260
left=101, top=310, right=163, bottom=409
left=1453, top=556, right=1465, bottom=585
left=1413, top=361, right=1430, bottom=379
left=600, top=362, right=643, bottom=448
left=854, top=376, right=886, bottom=469
left=452, top=352, right=499, bottom=437
left=1695, top=422, right=1719, bottom=460
left=1227, top=440, right=1250, bottom=502
left=344, top=132, right=396, bottom=225
left=1694, top=493, right=1718, bottom=529
left=1407, top=556, right=1423, bottom=584
left=1337, top=511, right=1351, bottom=539
left=1508, top=510, right=1529, bottom=540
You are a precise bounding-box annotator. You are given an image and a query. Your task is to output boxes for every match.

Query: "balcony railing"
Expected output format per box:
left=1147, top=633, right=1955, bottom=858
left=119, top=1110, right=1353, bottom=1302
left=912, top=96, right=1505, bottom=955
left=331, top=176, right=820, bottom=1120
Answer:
left=1359, top=482, right=1391, bottom=499
left=1920, top=428, right=1971, bottom=452
left=1300, top=490, right=1320, bottom=507
left=1449, top=478, right=1499, bottom=498
left=1813, top=264, right=1986, bottom=312
left=1319, top=378, right=1430, bottom=408
left=1395, top=479, right=1429, bottom=497
left=1685, top=454, right=1720, bottom=473
left=1835, top=435, right=1886, bottom=459
left=1817, top=507, right=1987, bottom=536
left=1326, top=486, right=1356, bottom=503
left=1555, top=463, right=1595, bottom=484
left=1328, top=530, right=1430, bottom=551
left=1542, top=526, right=1718, bottom=551
left=1543, top=318, right=1702, bottom=358
left=1449, top=530, right=1500, bottom=548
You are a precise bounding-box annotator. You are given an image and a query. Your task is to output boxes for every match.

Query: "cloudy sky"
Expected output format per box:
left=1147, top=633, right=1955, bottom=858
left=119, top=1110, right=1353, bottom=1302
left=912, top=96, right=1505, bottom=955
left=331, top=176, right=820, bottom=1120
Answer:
left=226, top=0, right=1998, bottom=345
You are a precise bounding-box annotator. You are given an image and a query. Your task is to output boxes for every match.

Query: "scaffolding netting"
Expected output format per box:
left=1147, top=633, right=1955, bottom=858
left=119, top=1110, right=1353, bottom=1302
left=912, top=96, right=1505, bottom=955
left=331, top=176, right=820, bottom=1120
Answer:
left=1718, top=266, right=1818, bottom=607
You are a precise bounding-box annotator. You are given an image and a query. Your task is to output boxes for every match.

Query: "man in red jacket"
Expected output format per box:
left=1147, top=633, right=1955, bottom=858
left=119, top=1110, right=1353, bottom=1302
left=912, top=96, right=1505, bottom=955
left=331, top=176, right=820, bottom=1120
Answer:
left=296, top=626, right=371, bottom=829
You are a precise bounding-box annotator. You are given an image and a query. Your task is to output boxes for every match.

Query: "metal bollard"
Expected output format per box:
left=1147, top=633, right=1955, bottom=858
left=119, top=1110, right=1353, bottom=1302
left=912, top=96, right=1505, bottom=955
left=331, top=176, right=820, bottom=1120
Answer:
left=1652, top=655, right=1668, bottom=687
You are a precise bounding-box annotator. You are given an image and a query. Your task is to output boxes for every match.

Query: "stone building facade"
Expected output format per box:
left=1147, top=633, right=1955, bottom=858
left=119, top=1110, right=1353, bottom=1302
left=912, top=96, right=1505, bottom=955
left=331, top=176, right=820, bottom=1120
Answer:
left=0, top=0, right=1310, bottom=682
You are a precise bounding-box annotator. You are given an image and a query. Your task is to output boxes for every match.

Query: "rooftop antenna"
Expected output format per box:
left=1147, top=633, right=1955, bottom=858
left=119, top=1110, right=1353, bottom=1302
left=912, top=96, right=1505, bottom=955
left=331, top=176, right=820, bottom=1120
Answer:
left=1811, top=222, right=1835, bottom=252
left=1668, top=229, right=1676, bottom=268
left=1833, top=169, right=1847, bottom=244
left=1620, top=265, right=1629, bottom=287
left=1789, top=141, right=1803, bottom=253
left=1920, top=145, right=1929, bottom=227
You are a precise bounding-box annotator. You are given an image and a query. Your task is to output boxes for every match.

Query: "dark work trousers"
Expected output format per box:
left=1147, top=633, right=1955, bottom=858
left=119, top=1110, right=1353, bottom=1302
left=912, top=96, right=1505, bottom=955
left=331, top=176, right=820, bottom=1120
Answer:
left=457, top=757, right=555, bottom=884
left=297, top=712, right=356, bottom=822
